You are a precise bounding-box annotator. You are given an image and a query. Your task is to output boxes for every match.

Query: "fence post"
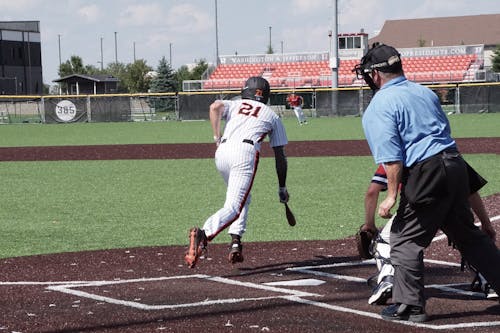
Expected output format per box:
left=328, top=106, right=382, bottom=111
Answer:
left=455, top=84, right=461, bottom=114
left=86, top=95, right=92, bottom=122
left=358, top=87, right=364, bottom=116
left=40, top=97, right=46, bottom=123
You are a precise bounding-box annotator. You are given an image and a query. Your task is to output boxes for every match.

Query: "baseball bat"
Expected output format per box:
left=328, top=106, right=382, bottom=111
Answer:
left=284, top=202, right=296, bottom=226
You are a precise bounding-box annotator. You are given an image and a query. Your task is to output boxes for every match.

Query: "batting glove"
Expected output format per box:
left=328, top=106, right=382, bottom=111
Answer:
left=278, top=186, right=289, bottom=203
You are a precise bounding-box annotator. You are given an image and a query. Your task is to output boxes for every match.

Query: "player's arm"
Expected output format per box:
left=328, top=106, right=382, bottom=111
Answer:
left=273, top=145, right=289, bottom=202
left=363, top=182, right=385, bottom=232
left=209, top=100, right=224, bottom=144
left=378, top=161, right=402, bottom=218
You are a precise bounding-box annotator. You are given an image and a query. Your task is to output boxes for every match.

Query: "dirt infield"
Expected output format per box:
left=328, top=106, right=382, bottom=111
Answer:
left=0, top=138, right=499, bottom=333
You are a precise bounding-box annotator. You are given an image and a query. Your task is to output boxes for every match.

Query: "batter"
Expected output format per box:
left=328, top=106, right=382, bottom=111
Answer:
left=185, top=76, right=290, bottom=268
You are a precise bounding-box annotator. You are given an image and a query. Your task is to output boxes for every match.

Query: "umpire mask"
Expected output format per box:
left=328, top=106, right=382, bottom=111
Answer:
left=353, top=43, right=402, bottom=92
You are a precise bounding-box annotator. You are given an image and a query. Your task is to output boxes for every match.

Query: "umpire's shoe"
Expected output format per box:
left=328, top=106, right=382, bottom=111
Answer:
left=381, top=303, right=428, bottom=323
left=228, top=240, right=244, bottom=264
left=184, top=227, right=207, bottom=268
left=368, top=275, right=393, bottom=305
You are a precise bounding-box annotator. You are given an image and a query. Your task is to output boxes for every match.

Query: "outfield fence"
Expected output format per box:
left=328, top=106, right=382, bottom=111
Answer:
left=0, top=82, right=499, bottom=124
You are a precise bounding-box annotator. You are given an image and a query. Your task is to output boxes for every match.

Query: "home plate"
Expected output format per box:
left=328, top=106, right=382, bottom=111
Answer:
left=263, top=278, right=325, bottom=286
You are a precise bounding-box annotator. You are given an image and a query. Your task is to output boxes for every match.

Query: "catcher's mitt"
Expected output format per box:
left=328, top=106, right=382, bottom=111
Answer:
left=356, top=226, right=378, bottom=259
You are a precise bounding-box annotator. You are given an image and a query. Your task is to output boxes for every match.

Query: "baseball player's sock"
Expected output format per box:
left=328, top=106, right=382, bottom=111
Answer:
left=184, top=227, right=207, bottom=268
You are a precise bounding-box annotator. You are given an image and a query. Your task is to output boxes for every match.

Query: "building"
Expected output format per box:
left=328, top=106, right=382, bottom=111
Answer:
left=53, top=74, right=119, bottom=95
left=369, top=13, right=500, bottom=67
left=0, top=21, right=43, bottom=95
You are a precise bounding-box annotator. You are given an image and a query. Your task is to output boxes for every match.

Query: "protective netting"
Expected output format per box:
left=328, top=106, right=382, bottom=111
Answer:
left=0, top=83, right=497, bottom=124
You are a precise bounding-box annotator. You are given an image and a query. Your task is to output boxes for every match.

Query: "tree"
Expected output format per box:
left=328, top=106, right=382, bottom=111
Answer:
left=123, top=60, right=153, bottom=93
left=149, top=57, right=177, bottom=113
left=175, top=59, right=210, bottom=91
left=58, top=55, right=87, bottom=77
left=150, top=56, right=177, bottom=93
left=190, top=59, right=209, bottom=80
left=492, top=45, right=500, bottom=73
left=106, top=62, right=128, bottom=93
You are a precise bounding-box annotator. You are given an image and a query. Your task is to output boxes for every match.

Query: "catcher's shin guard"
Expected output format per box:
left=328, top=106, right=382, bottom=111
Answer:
left=184, top=227, right=207, bottom=268
left=372, top=231, right=394, bottom=284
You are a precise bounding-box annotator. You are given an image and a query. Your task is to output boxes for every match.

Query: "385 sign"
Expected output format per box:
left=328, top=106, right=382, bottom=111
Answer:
left=55, top=100, right=77, bottom=122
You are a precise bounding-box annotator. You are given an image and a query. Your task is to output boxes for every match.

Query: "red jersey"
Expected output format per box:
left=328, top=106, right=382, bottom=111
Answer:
left=287, top=94, right=303, bottom=107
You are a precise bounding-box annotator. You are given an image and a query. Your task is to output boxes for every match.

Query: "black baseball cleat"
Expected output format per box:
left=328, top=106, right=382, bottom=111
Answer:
left=228, top=241, right=244, bottom=264
left=381, top=303, right=428, bottom=322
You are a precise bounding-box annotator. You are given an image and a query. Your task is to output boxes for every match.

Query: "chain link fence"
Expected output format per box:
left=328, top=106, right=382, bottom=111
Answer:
left=0, top=83, right=498, bottom=124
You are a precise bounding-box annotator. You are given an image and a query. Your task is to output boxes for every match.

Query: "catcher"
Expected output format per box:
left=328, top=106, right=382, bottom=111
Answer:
left=357, top=163, right=498, bottom=305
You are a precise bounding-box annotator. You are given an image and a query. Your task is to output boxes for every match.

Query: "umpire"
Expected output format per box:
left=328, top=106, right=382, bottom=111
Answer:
left=355, top=43, right=500, bottom=322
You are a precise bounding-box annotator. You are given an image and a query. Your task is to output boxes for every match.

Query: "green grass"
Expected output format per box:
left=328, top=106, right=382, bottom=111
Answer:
left=0, top=112, right=499, bottom=147
left=1, top=153, right=498, bottom=259
left=0, top=114, right=498, bottom=258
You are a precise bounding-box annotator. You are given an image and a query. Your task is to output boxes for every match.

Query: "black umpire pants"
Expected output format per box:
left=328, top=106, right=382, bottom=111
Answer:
left=390, top=150, right=500, bottom=308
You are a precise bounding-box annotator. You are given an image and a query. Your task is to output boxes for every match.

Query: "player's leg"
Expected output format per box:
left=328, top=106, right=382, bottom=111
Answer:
left=297, top=106, right=307, bottom=124
left=369, top=216, right=395, bottom=305
left=202, top=143, right=258, bottom=241
left=293, top=107, right=302, bottom=124
left=227, top=195, right=251, bottom=263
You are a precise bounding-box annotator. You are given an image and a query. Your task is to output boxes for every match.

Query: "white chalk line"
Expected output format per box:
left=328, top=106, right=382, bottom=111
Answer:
left=432, top=214, right=500, bottom=242
left=0, top=214, right=498, bottom=329
left=44, top=274, right=321, bottom=311
left=286, top=256, right=500, bottom=330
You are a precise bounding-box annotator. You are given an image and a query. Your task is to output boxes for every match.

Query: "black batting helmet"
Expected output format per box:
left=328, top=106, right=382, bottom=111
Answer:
left=241, top=76, right=270, bottom=104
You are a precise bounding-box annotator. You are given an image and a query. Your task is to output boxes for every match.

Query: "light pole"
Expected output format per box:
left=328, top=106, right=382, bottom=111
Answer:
left=58, top=34, right=62, bottom=68
left=215, top=0, right=220, bottom=65
left=268, top=26, right=272, bottom=53
left=133, top=41, right=136, bottom=62
left=169, top=43, right=172, bottom=66
left=114, top=31, right=118, bottom=63
left=99, top=36, right=104, bottom=70
left=330, top=0, right=339, bottom=115
left=58, top=34, right=62, bottom=94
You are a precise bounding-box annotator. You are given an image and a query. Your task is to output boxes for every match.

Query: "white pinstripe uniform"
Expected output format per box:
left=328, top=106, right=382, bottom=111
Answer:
left=203, top=98, right=288, bottom=240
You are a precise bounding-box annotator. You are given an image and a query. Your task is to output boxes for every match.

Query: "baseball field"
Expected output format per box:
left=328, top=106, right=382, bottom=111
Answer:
left=0, top=114, right=499, bottom=332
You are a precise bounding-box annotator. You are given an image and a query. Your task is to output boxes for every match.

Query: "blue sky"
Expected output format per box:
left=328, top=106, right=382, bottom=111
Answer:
left=0, top=0, right=498, bottom=86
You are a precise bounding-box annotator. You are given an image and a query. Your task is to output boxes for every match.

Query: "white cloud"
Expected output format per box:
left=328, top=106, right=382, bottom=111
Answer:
left=78, top=4, right=101, bottom=23
left=166, top=4, right=212, bottom=34
left=0, top=0, right=42, bottom=11
left=291, top=0, right=331, bottom=13
left=118, top=3, right=166, bottom=26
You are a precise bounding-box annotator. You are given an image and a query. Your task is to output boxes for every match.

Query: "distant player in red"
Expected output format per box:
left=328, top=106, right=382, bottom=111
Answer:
left=286, top=93, right=307, bottom=125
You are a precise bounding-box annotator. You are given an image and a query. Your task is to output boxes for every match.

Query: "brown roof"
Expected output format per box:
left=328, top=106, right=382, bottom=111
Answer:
left=369, top=14, right=500, bottom=48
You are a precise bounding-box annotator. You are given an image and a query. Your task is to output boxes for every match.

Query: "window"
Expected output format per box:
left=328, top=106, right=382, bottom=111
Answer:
left=338, top=36, right=362, bottom=50
left=339, top=37, right=346, bottom=49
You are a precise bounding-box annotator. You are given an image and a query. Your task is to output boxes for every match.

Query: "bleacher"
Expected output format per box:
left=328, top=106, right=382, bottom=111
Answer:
left=204, top=53, right=480, bottom=90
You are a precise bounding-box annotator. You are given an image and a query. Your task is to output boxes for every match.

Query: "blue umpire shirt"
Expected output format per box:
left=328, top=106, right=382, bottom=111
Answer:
left=362, top=76, right=456, bottom=168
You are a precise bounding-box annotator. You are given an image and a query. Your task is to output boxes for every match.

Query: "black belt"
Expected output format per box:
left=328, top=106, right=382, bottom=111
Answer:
left=221, top=139, right=254, bottom=146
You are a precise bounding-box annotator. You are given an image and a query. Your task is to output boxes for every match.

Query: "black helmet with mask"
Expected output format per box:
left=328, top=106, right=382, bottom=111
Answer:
left=353, top=43, right=403, bottom=92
